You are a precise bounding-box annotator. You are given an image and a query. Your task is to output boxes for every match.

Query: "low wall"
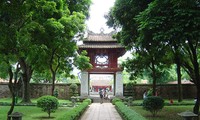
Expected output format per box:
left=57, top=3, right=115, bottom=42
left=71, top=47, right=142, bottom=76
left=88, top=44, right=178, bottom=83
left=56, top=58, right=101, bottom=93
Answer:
left=123, top=84, right=197, bottom=99
left=0, top=83, right=80, bottom=99
left=0, top=83, right=196, bottom=100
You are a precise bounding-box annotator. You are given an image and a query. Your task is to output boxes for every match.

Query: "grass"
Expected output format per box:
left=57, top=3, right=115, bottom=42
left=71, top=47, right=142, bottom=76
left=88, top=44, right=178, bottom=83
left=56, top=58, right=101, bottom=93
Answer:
left=132, top=99, right=195, bottom=106
left=0, top=98, right=76, bottom=120
left=0, top=97, right=71, bottom=104
left=131, top=105, right=195, bottom=120
left=0, top=106, right=71, bottom=120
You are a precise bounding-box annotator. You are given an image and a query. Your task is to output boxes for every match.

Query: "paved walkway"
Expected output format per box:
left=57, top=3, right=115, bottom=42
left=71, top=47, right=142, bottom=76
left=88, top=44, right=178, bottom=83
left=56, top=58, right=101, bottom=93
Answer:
left=79, top=103, right=122, bottom=120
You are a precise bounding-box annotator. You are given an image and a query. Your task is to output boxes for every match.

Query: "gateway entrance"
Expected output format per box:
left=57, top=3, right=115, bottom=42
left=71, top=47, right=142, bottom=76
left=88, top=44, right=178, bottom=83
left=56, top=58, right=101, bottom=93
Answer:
left=78, top=30, right=126, bottom=97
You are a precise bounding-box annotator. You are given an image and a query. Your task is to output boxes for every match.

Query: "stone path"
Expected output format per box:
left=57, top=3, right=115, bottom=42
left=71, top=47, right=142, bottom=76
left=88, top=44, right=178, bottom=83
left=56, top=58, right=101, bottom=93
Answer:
left=79, top=103, right=122, bottom=120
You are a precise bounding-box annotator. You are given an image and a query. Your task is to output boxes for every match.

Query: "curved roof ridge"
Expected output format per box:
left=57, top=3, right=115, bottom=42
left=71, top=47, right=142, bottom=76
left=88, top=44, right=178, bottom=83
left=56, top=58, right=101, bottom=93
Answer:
left=85, top=30, right=117, bottom=42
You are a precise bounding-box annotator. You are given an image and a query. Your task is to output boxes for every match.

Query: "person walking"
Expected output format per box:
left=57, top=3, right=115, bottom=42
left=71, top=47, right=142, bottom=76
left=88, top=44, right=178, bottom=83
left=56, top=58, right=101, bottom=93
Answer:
left=99, top=89, right=103, bottom=104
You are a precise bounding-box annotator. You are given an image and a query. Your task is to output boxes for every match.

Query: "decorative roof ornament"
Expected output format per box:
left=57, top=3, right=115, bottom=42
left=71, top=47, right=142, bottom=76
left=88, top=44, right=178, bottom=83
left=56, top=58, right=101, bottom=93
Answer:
left=100, top=28, right=105, bottom=34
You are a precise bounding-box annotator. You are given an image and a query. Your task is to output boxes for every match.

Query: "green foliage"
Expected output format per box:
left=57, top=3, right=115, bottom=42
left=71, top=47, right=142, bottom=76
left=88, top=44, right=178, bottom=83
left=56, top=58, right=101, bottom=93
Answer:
left=143, top=96, right=164, bottom=117
left=53, top=89, right=59, bottom=98
left=75, top=50, right=92, bottom=71
left=69, top=83, right=78, bottom=96
left=37, top=95, right=59, bottom=118
left=83, top=98, right=92, bottom=104
left=115, top=101, right=146, bottom=120
left=125, top=81, right=136, bottom=89
left=112, top=98, right=122, bottom=105
left=57, top=99, right=91, bottom=120
left=146, top=89, right=153, bottom=97
left=0, top=0, right=91, bottom=102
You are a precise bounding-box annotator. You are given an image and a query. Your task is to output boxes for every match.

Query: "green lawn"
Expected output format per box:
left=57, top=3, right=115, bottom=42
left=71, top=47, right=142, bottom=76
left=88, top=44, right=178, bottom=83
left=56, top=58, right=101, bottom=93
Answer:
left=0, top=98, right=71, bottom=104
left=133, top=99, right=195, bottom=106
left=130, top=99, right=196, bottom=120
left=131, top=105, right=195, bottom=120
left=0, top=106, right=71, bottom=120
left=0, top=98, right=74, bottom=120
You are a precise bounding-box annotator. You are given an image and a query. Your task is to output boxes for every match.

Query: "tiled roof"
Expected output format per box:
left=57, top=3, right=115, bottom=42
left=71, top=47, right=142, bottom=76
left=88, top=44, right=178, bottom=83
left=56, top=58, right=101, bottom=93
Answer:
left=79, top=43, right=124, bottom=49
left=84, top=31, right=116, bottom=42
left=86, top=35, right=116, bottom=42
left=79, top=31, right=125, bottom=49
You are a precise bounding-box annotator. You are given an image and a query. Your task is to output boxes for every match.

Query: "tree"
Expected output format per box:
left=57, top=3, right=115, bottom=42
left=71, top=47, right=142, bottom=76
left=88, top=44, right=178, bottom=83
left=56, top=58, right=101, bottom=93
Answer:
left=107, top=0, right=164, bottom=95
left=143, top=96, right=164, bottom=117
left=106, top=0, right=153, bottom=49
left=0, top=1, right=28, bottom=118
left=27, top=0, right=91, bottom=96
left=0, top=58, right=23, bottom=120
left=136, top=0, right=200, bottom=114
left=107, top=0, right=197, bottom=103
left=37, top=95, right=59, bottom=118
left=0, top=0, right=91, bottom=103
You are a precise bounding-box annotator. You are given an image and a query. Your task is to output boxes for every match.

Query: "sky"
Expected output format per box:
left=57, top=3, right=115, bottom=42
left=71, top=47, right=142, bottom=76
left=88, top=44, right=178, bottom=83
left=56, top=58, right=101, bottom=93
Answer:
left=85, top=0, right=115, bottom=33
left=74, top=0, right=131, bottom=76
left=85, top=0, right=131, bottom=58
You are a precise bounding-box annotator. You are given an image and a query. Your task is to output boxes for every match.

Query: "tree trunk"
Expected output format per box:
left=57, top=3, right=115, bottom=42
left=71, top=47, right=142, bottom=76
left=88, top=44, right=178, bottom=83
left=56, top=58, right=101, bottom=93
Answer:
left=21, top=78, right=31, bottom=103
left=193, top=87, right=200, bottom=114
left=7, top=64, right=21, bottom=120
left=151, top=59, right=157, bottom=96
left=19, top=58, right=32, bottom=103
left=175, top=56, right=182, bottom=102
left=188, top=40, right=200, bottom=114
left=51, top=71, right=56, bottom=96
left=49, top=52, right=60, bottom=96
left=7, top=93, right=15, bottom=120
left=7, top=66, right=14, bottom=120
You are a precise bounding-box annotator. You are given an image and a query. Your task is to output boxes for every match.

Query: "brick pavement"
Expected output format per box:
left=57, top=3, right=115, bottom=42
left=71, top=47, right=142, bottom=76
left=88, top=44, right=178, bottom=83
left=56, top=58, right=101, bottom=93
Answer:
left=79, top=103, right=122, bottom=120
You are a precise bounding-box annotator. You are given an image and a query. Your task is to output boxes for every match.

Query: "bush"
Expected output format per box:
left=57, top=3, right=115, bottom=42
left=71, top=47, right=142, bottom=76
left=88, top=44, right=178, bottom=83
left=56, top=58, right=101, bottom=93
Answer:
left=37, top=95, right=59, bottom=118
left=83, top=98, right=92, bottom=104
left=143, top=96, right=164, bottom=117
left=69, top=83, right=78, bottom=96
left=112, top=98, right=122, bottom=105
left=115, top=101, right=146, bottom=120
left=57, top=98, right=91, bottom=120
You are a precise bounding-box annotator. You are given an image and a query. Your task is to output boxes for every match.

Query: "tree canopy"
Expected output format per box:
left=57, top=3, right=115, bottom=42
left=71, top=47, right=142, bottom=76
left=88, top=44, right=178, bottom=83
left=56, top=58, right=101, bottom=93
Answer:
left=0, top=0, right=91, bottom=103
left=107, top=0, right=200, bottom=113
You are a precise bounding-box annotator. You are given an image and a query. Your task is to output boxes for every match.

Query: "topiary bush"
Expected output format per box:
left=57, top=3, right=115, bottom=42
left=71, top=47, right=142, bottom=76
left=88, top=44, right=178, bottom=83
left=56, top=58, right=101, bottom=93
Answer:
left=37, top=95, right=59, bottom=118
left=143, top=96, right=164, bottom=117
left=112, top=98, right=122, bottom=105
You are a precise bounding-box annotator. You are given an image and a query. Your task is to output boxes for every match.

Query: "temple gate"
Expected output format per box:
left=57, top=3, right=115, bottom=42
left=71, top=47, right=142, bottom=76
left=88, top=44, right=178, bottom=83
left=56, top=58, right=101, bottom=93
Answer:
left=78, top=30, right=126, bottom=97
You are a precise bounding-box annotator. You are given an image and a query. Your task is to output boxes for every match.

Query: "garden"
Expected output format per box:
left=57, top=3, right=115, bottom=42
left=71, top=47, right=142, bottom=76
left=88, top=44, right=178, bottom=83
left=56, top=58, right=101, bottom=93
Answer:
left=1, top=0, right=200, bottom=120
left=0, top=97, right=91, bottom=120
left=113, top=97, right=197, bottom=120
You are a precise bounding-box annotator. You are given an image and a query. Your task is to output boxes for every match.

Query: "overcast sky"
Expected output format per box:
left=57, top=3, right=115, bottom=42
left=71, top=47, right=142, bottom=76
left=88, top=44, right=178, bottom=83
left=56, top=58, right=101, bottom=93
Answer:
left=74, top=0, right=132, bottom=76
left=86, top=0, right=115, bottom=33
left=85, top=0, right=131, bottom=60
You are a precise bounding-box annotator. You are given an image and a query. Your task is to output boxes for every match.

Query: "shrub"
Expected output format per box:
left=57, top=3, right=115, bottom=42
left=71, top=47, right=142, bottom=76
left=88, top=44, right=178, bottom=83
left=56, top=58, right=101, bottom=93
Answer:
left=143, top=96, right=164, bottom=117
left=57, top=99, right=91, bottom=120
left=69, top=83, right=78, bottom=96
left=53, top=89, right=59, bottom=98
left=83, top=98, right=92, bottom=104
left=146, top=88, right=153, bottom=97
left=115, top=101, right=146, bottom=120
left=112, top=98, right=122, bottom=105
left=37, top=95, right=59, bottom=118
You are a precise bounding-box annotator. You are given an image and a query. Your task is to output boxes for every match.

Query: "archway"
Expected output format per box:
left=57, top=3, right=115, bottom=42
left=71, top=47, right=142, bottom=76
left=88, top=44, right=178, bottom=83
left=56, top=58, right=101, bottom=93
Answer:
left=89, top=74, right=114, bottom=96
left=79, top=31, right=126, bottom=98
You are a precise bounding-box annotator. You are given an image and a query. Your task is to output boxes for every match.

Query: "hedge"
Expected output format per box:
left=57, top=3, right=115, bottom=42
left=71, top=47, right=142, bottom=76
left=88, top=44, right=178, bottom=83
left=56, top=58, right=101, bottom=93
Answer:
left=57, top=99, right=91, bottom=120
left=115, top=101, right=146, bottom=120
